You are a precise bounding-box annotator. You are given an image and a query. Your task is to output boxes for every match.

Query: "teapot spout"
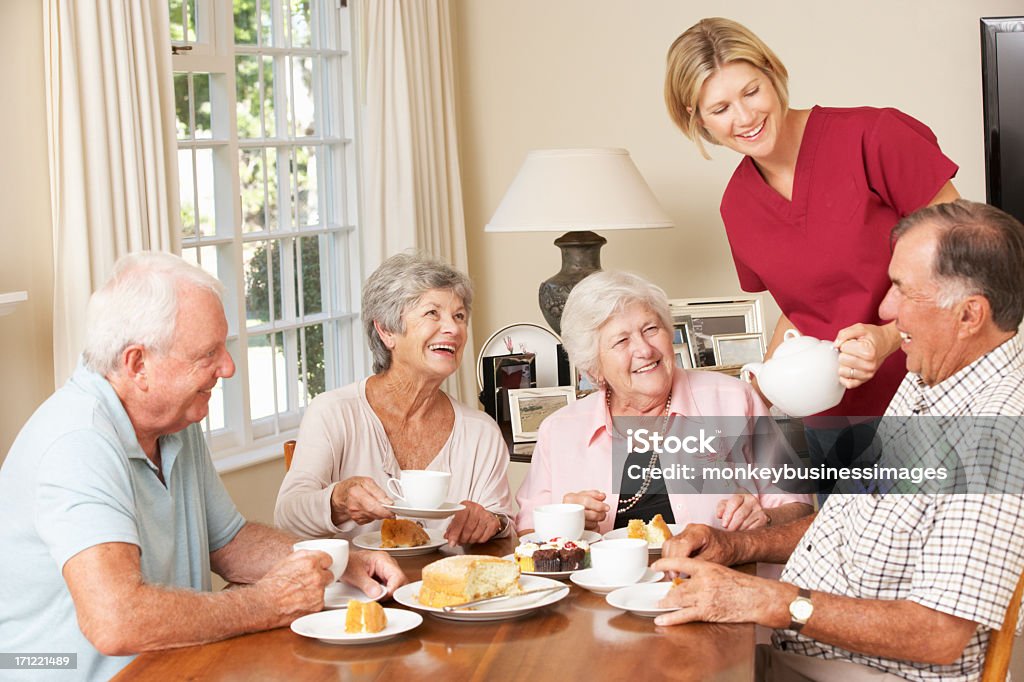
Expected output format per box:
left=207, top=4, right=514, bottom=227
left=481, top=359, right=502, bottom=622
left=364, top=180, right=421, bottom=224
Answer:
left=740, top=362, right=763, bottom=384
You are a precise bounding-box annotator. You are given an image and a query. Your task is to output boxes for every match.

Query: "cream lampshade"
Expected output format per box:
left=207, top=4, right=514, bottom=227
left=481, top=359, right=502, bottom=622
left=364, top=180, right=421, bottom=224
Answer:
left=485, top=148, right=673, bottom=333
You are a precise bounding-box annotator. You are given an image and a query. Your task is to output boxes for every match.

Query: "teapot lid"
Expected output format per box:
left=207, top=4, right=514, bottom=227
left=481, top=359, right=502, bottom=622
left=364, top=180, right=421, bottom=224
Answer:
left=774, top=330, right=826, bottom=358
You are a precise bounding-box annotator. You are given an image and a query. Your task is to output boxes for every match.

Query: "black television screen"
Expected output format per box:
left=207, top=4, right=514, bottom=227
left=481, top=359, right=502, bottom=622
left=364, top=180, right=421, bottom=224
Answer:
left=981, top=17, right=1024, bottom=224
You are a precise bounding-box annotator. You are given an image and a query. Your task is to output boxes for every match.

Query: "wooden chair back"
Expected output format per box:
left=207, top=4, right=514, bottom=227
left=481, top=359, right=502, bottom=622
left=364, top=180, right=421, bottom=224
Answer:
left=283, top=439, right=296, bottom=471
left=981, top=564, right=1024, bottom=682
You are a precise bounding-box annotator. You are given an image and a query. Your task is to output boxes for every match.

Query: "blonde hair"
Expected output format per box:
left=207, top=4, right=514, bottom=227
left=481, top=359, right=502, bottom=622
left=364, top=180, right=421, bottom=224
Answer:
left=664, top=17, right=790, bottom=159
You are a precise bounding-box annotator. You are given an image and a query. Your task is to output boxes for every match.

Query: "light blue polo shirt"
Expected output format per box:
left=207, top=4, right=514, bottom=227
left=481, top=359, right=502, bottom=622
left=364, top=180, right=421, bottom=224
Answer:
left=0, top=364, right=246, bottom=681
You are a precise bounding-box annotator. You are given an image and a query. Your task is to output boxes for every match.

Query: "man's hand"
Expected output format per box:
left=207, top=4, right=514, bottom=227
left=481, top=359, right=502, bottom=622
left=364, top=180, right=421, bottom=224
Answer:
left=562, top=490, right=609, bottom=530
left=651, top=556, right=792, bottom=628
left=253, top=550, right=334, bottom=624
left=661, top=523, right=737, bottom=567
left=716, top=492, right=768, bottom=531
left=342, top=549, right=408, bottom=597
left=445, top=501, right=500, bottom=546
left=330, top=477, right=395, bottom=525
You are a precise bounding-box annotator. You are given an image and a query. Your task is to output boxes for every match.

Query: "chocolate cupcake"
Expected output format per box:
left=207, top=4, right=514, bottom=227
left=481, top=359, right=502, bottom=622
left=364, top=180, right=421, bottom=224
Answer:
left=532, top=548, right=559, bottom=572
left=558, top=546, right=585, bottom=571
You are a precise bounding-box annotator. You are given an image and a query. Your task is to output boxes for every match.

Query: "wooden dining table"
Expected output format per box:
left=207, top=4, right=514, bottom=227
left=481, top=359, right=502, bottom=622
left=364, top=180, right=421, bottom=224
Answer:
left=114, top=536, right=755, bottom=681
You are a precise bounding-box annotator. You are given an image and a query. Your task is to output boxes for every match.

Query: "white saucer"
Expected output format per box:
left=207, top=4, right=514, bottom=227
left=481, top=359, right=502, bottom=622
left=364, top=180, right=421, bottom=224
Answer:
left=323, top=581, right=387, bottom=609
left=291, top=608, right=422, bottom=644
left=570, top=568, right=664, bottom=595
left=606, top=582, right=677, bottom=617
left=384, top=502, right=466, bottom=520
left=517, top=530, right=603, bottom=545
left=394, top=575, right=569, bottom=622
left=602, top=524, right=684, bottom=555
left=352, top=529, right=446, bottom=557
left=500, top=554, right=581, bottom=580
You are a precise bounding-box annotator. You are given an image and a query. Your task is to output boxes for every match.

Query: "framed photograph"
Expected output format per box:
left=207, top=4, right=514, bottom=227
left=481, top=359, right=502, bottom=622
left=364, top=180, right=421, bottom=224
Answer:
left=673, top=345, right=693, bottom=369
left=508, top=387, right=576, bottom=442
left=671, top=315, right=698, bottom=369
left=669, top=297, right=765, bottom=369
left=479, top=352, right=537, bottom=420
left=712, top=332, right=766, bottom=369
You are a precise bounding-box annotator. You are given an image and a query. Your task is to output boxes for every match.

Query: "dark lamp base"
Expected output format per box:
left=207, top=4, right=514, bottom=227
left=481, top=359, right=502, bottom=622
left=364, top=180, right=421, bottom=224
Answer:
left=539, top=230, right=607, bottom=334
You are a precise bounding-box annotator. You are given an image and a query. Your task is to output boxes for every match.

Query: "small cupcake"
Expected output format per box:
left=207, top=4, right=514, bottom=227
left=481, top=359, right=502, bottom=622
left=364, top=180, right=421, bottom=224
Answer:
left=514, top=542, right=539, bottom=572
left=532, top=548, right=560, bottom=572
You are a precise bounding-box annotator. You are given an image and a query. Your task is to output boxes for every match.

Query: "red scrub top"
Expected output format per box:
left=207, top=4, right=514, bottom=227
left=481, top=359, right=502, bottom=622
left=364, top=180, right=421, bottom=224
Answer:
left=720, top=106, right=958, bottom=417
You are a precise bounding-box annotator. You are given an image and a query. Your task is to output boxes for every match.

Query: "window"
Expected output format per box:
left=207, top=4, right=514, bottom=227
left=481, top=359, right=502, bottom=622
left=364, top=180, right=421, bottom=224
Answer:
left=170, top=0, right=364, bottom=464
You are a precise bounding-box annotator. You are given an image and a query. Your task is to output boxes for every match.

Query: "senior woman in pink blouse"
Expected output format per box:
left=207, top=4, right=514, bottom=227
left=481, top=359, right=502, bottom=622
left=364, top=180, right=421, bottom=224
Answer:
left=276, top=253, right=513, bottom=546
left=516, top=271, right=812, bottom=536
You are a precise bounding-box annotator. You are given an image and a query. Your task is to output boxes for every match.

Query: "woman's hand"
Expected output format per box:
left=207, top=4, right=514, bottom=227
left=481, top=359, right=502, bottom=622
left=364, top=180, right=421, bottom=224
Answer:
left=445, top=501, right=501, bottom=546
left=330, top=477, right=395, bottom=525
left=563, top=490, right=609, bottom=530
left=715, top=492, right=768, bottom=531
left=834, top=322, right=901, bottom=389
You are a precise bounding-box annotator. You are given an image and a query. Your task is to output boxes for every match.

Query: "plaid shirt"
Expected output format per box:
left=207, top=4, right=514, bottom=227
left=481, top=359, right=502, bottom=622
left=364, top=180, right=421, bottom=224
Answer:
left=774, top=334, right=1024, bottom=681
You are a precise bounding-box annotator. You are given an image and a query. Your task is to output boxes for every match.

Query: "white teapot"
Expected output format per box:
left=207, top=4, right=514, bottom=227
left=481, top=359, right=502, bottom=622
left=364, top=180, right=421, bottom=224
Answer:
left=740, top=329, right=846, bottom=417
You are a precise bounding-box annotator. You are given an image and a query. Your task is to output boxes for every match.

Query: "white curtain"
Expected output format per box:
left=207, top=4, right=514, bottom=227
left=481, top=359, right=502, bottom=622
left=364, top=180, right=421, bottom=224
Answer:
left=359, top=0, right=477, bottom=405
left=44, top=0, right=180, bottom=386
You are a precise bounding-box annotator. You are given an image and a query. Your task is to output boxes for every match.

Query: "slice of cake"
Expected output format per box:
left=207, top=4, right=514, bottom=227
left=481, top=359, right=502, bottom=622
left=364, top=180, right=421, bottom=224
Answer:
left=380, top=518, right=430, bottom=548
left=418, top=555, right=521, bottom=608
left=627, top=519, right=647, bottom=540
left=646, top=514, right=673, bottom=547
left=627, top=514, right=673, bottom=548
left=344, top=599, right=387, bottom=633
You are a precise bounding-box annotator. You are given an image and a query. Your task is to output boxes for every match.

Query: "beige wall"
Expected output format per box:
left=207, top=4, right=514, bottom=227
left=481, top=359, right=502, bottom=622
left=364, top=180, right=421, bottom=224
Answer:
left=0, top=0, right=55, bottom=459
left=453, top=0, right=1022, bottom=348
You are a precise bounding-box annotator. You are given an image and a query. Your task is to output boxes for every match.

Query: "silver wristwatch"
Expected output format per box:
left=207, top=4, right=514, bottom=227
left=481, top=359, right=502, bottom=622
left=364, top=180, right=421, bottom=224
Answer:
left=788, top=588, right=813, bottom=631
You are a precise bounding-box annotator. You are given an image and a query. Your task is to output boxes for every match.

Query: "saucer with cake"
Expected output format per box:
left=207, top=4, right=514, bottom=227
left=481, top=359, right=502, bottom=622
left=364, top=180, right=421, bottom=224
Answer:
left=290, top=601, right=422, bottom=644
left=393, top=554, right=569, bottom=621
left=352, top=518, right=446, bottom=557
left=602, top=513, right=684, bottom=555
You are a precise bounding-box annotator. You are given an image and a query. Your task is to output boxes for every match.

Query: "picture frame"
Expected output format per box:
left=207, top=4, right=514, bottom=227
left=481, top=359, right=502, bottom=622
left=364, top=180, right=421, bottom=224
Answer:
left=507, top=386, right=576, bottom=442
left=711, top=332, right=766, bottom=369
left=671, top=314, right=698, bottom=369
left=479, top=352, right=537, bottom=420
left=669, top=297, right=765, bottom=370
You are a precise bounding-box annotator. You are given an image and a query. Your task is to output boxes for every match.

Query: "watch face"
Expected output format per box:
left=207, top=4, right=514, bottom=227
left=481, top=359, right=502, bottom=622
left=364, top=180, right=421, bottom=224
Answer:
left=791, top=598, right=813, bottom=621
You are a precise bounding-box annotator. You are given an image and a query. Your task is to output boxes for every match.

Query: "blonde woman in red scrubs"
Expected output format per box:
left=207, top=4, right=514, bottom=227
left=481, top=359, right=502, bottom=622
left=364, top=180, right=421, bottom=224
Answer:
left=664, top=18, right=959, bottom=490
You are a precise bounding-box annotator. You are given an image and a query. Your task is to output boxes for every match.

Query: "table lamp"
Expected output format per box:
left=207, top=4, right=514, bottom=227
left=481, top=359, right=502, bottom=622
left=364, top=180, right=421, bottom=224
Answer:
left=484, top=148, right=673, bottom=333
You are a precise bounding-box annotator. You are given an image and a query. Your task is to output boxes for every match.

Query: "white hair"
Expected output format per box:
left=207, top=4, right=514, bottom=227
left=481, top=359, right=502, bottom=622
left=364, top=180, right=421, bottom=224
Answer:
left=82, top=251, right=224, bottom=376
left=560, top=271, right=673, bottom=382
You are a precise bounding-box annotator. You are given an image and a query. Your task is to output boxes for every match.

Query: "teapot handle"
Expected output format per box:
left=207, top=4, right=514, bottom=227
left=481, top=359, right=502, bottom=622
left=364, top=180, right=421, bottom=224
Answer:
left=783, top=329, right=801, bottom=341
left=739, top=362, right=762, bottom=384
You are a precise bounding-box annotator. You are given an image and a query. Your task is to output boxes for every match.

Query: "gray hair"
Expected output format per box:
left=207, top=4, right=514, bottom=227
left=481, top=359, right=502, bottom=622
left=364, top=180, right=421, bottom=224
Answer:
left=891, top=199, right=1024, bottom=331
left=83, top=251, right=224, bottom=376
left=560, top=271, right=673, bottom=381
left=362, top=252, right=474, bottom=374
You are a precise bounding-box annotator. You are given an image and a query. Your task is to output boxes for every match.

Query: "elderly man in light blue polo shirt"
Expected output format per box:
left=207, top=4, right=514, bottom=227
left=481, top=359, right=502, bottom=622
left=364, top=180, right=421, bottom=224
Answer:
left=0, top=252, right=406, bottom=680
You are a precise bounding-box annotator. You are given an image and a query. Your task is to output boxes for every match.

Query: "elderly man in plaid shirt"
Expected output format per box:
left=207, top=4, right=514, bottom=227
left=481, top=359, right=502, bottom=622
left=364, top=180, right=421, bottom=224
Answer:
left=655, top=200, right=1024, bottom=682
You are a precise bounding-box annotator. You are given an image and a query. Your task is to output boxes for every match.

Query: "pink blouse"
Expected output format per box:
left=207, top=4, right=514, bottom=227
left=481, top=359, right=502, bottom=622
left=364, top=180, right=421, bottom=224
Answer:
left=515, top=368, right=812, bottom=534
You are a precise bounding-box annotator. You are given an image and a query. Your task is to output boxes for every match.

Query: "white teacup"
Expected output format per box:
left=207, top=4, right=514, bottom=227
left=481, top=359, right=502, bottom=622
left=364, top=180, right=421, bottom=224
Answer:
left=386, top=470, right=451, bottom=509
left=293, top=538, right=349, bottom=582
left=533, top=503, right=585, bottom=540
left=590, top=538, right=648, bottom=585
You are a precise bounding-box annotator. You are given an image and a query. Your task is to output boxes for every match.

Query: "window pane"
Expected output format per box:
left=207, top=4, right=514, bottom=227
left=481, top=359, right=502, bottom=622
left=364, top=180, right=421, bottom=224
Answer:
left=181, top=246, right=199, bottom=267
left=299, top=323, right=325, bottom=403
left=193, top=73, right=212, bottom=139
left=169, top=0, right=185, bottom=41
left=291, top=57, right=315, bottom=137
left=262, top=56, right=276, bottom=138
left=234, top=0, right=257, bottom=45
left=195, top=148, right=217, bottom=236
left=298, top=235, right=323, bottom=315
left=290, top=0, right=312, bottom=49
left=236, top=55, right=261, bottom=139
left=244, top=240, right=278, bottom=328
left=206, top=378, right=226, bottom=431
left=248, top=332, right=285, bottom=420
left=195, top=244, right=222, bottom=281
left=177, top=149, right=196, bottom=237
left=294, top=146, right=318, bottom=227
left=173, top=73, right=191, bottom=138
left=260, top=0, right=275, bottom=47
left=239, top=148, right=278, bottom=232
left=186, top=0, right=197, bottom=42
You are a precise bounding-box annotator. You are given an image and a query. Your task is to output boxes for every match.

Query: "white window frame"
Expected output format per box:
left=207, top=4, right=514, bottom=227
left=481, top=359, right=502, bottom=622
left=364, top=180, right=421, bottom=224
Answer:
left=171, top=0, right=367, bottom=471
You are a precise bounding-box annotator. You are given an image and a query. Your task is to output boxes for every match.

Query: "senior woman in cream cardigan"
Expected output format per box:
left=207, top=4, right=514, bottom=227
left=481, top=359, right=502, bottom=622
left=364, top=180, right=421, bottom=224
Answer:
left=516, top=271, right=812, bottom=536
left=276, top=253, right=513, bottom=546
